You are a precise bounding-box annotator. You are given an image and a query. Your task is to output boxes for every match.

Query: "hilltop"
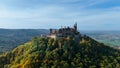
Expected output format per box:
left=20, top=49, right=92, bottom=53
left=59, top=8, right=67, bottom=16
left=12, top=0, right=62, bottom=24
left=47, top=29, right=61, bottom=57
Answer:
left=0, top=35, right=120, bottom=68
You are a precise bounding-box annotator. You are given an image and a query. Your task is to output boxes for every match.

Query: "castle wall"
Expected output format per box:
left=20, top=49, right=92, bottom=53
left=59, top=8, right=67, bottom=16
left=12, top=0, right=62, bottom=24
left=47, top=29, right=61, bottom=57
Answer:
left=49, top=34, right=56, bottom=39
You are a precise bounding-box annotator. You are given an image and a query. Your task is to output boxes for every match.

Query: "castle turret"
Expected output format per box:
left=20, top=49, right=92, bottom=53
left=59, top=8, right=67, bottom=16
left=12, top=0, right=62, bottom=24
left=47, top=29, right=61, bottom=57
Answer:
left=74, top=22, right=77, bottom=32
left=50, top=29, right=52, bottom=34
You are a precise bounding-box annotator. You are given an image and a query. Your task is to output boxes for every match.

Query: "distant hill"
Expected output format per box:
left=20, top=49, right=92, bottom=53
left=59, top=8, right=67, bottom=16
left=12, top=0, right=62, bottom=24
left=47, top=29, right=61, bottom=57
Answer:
left=0, top=35, right=119, bottom=68
left=81, top=31, right=120, bottom=48
left=0, top=29, right=49, bottom=53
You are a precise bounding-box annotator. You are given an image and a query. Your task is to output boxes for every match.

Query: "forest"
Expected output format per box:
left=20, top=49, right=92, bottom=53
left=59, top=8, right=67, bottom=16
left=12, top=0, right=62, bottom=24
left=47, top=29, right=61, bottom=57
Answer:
left=0, top=29, right=48, bottom=53
left=0, top=35, right=120, bottom=68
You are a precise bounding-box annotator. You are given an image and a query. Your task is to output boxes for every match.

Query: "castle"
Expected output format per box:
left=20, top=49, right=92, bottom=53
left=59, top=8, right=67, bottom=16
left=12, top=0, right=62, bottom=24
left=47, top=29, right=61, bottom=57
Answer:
left=49, top=23, right=80, bottom=39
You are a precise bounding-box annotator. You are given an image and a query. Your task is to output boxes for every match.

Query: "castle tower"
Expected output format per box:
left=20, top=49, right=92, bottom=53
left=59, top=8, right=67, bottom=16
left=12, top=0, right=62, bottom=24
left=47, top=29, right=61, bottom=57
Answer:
left=74, top=22, right=77, bottom=31
left=50, top=29, right=52, bottom=34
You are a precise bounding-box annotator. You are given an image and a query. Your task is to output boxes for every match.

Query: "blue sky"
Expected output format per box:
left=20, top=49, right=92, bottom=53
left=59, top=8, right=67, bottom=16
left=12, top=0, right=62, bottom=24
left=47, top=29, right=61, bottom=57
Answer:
left=0, top=0, right=120, bottom=30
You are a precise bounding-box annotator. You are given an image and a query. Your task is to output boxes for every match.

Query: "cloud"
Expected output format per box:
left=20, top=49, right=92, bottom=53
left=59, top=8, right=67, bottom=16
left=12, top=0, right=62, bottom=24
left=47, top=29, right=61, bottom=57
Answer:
left=0, top=0, right=120, bottom=30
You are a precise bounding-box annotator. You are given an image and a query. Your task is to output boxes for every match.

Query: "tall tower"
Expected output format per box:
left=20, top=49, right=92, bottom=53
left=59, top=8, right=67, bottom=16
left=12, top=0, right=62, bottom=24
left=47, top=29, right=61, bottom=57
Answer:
left=74, top=22, right=77, bottom=31
left=50, top=29, right=52, bottom=34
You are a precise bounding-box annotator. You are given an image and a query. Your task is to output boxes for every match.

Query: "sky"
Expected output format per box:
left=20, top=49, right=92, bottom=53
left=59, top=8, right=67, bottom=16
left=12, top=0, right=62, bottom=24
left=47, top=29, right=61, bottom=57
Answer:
left=0, top=0, right=120, bottom=30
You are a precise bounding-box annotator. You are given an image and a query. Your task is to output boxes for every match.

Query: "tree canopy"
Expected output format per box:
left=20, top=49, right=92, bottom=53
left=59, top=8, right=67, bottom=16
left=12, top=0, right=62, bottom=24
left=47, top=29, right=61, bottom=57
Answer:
left=0, top=36, right=120, bottom=68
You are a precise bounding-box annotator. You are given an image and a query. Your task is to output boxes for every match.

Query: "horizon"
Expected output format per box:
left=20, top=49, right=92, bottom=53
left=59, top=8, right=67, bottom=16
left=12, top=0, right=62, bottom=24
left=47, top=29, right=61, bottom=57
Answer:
left=0, top=0, right=120, bottom=30
left=1, top=28, right=120, bottom=32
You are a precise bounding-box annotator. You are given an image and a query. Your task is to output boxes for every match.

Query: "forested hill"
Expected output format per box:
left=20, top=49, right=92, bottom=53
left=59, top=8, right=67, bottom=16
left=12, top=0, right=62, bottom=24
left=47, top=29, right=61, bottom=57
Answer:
left=0, top=29, right=49, bottom=53
left=0, top=35, right=120, bottom=68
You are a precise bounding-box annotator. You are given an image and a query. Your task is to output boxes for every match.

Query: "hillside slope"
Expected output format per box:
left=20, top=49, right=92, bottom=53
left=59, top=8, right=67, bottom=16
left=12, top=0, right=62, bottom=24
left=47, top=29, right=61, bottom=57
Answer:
left=0, top=29, right=49, bottom=53
left=0, top=35, right=120, bottom=68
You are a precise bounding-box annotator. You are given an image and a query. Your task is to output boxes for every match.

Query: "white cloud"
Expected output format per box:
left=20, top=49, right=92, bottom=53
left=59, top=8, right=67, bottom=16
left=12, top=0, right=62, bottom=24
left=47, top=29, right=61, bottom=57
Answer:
left=0, top=0, right=120, bottom=30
